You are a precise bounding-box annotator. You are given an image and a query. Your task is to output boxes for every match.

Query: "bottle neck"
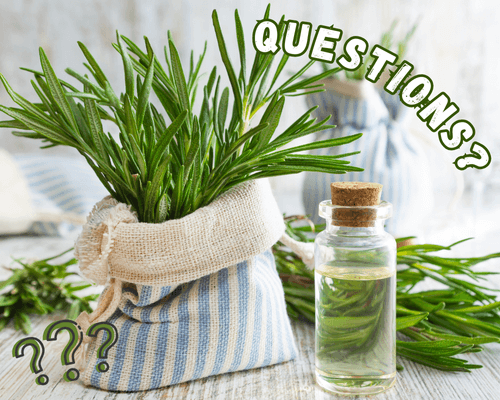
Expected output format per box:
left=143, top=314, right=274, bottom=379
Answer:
left=325, top=219, right=386, bottom=236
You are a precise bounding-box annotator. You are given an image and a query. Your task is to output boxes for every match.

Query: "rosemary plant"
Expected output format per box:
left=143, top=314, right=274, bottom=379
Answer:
left=0, top=6, right=362, bottom=223
left=274, top=216, right=500, bottom=372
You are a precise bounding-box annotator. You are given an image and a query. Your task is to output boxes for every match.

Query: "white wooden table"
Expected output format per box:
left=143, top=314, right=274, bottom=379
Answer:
left=0, top=236, right=499, bottom=400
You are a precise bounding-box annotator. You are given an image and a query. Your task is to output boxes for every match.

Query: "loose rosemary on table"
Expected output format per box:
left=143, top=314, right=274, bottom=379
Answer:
left=0, top=249, right=97, bottom=334
left=274, top=216, right=500, bottom=372
left=0, top=5, right=362, bottom=223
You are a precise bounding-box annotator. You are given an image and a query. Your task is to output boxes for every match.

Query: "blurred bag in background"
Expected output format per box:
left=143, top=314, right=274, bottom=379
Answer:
left=0, top=149, right=108, bottom=237
left=302, top=78, right=434, bottom=237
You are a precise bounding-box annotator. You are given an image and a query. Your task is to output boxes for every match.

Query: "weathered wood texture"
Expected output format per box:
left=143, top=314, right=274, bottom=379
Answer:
left=1, top=314, right=499, bottom=400
left=0, top=236, right=500, bottom=399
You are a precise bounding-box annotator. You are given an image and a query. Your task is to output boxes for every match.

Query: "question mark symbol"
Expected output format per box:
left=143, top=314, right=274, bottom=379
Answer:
left=86, top=322, right=118, bottom=373
left=43, top=319, right=83, bottom=382
left=12, top=337, right=49, bottom=385
left=454, top=142, right=492, bottom=170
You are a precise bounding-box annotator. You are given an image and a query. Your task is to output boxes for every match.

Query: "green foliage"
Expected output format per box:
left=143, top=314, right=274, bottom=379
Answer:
left=0, top=249, right=98, bottom=334
left=274, top=216, right=500, bottom=372
left=0, top=6, right=362, bottom=223
left=322, top=20, right=418, bottom=80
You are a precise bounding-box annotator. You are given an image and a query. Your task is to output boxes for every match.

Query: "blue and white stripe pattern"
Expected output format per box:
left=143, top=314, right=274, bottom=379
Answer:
left=82, top=249, right=297, bottom=392
left=303, top=86, right=433, bottom=236
left=13, top=154, right=108, bottom=236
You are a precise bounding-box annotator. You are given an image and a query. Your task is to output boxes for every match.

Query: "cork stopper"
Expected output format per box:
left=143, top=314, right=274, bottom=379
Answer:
left=330, top=182, right=382, bottom=206
left=330, top=182, right=383, bottom=227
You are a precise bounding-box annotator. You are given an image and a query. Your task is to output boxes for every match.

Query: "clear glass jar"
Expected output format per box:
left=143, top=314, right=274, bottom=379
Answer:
left=314, top=200, right=397, bottom=395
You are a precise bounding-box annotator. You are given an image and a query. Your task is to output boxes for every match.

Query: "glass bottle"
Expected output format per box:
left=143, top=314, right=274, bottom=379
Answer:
left=314, top=194, right=397, bottom=395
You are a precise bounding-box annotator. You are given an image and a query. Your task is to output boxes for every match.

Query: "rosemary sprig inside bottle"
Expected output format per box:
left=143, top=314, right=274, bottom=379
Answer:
left=274, top=216, right=500, bottom=372
left=0, top=249, right=97, bottom=334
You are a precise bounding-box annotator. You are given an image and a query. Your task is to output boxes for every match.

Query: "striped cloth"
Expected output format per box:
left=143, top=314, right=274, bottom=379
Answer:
left=303, top=83, right=434, bottom=236
left=82, top=249, right=297, bottom=392
left=13, top=154, right=108, bottom=236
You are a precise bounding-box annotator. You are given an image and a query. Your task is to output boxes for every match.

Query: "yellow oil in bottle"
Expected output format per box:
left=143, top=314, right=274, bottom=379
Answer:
left=315, top=262, right=396, bottom=395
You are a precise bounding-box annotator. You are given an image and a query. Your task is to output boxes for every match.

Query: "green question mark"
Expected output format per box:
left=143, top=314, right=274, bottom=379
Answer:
left=43, top=319, right=83, bottom=382
left=12, top=337, right=49, bottom=385
left=86, top=322, right=118, bottom=373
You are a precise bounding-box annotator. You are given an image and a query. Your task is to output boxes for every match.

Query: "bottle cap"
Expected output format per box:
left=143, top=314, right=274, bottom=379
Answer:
left=330, top=182, right=382, bottom=206
left=329, top=182, right=383, bottom=227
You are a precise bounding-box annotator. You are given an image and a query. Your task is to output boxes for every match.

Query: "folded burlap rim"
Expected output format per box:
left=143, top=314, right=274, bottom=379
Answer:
left=74, top=179, right=314, bottom=370
left=74, top=179, right=315, bottom=287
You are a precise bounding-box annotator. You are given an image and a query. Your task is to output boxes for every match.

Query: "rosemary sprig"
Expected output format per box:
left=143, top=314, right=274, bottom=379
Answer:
left=274, top=216, right=500, bottom=372
left=0, top=5, right=362, bottom=223
left=0, top=249, right=98, bottom=334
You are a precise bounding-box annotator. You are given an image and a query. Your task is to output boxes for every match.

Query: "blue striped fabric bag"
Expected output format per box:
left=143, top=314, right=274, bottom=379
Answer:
left=13, top=154, right=108, bottom=236
left=74, top=179, right=298, bottom=392
left=302, top=79, right=434, bottom=236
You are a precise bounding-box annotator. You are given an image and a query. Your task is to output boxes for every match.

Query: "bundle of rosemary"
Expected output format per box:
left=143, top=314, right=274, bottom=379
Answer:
left=0, top=6, right=362, bottom=223
left=275, top=216, right=500, bottom=372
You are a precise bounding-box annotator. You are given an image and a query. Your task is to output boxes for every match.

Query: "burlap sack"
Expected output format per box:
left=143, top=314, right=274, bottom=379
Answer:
left=75, top=178, right=310, bottom=391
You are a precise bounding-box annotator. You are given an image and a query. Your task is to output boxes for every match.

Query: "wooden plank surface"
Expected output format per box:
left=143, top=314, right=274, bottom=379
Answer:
left=0, top=236, right=500, bottom=399
left=1, top=314, right=500, bottom=400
